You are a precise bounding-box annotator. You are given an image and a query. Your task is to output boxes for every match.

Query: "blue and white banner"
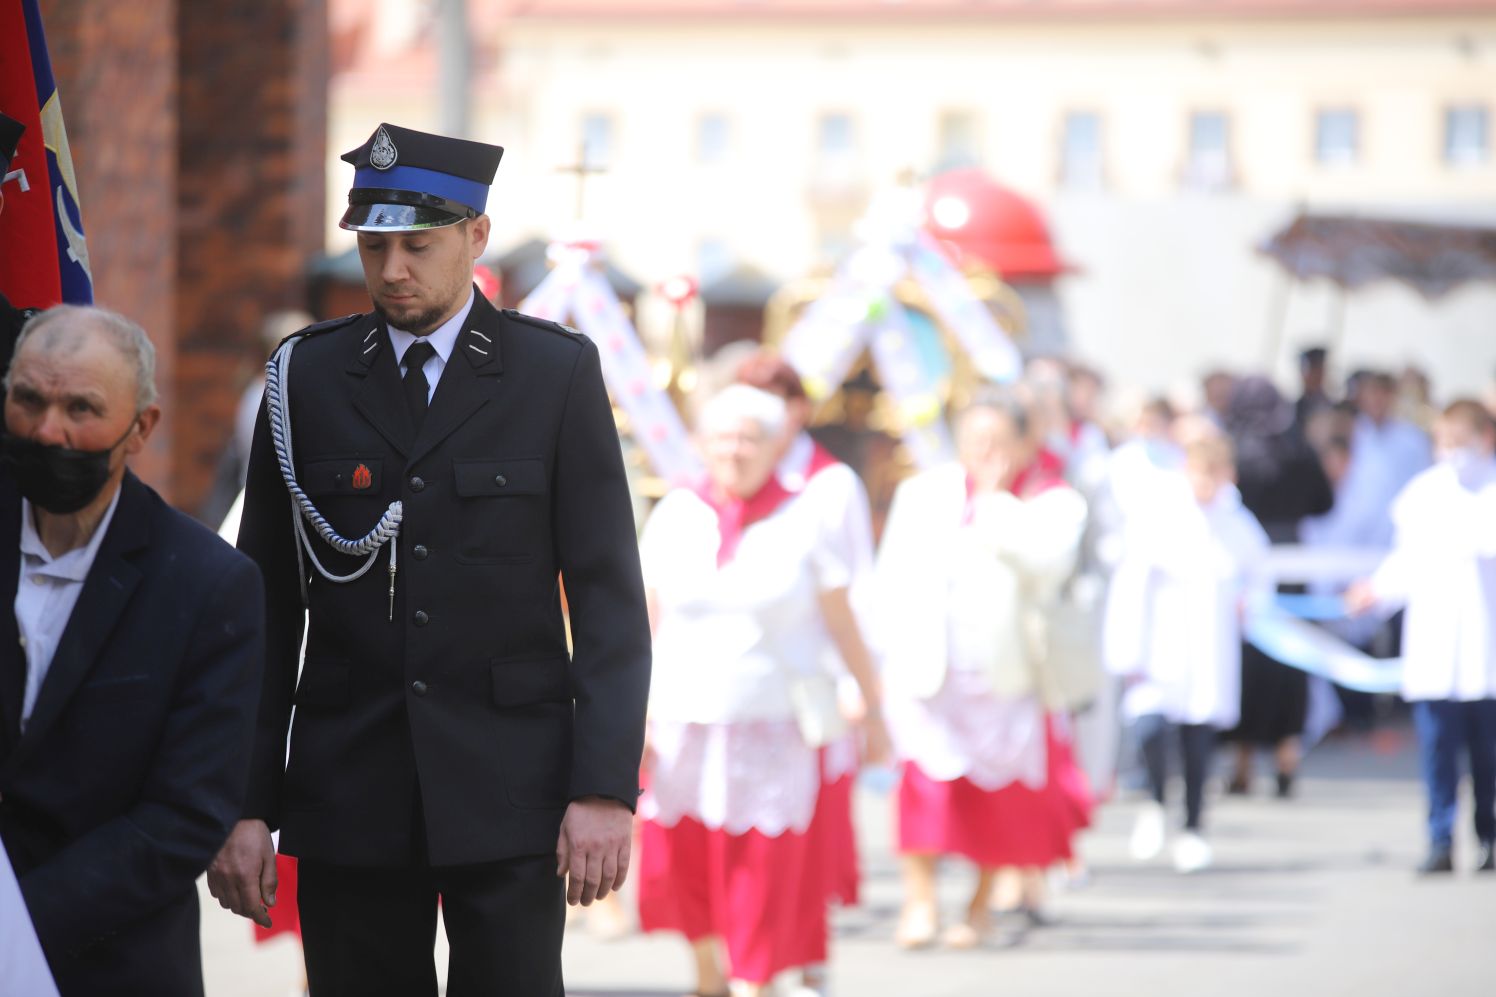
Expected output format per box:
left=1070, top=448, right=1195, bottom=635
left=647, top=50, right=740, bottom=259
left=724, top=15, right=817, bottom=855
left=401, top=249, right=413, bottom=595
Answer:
left=1246, top=604, right=1402, bottom=694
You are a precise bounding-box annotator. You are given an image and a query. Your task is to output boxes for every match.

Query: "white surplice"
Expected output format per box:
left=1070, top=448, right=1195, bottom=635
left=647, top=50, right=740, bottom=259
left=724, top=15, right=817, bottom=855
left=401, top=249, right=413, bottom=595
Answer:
left=1370, top=456, right=1496, bottom=702
left=1105, top=478, right=1271, bottom=728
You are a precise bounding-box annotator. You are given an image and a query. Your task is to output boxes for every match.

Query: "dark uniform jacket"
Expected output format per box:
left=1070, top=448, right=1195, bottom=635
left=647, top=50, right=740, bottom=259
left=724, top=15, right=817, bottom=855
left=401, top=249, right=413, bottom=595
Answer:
left=237, top=289, right=651, bottom=868
left=0, top=471, right=264, bottom=997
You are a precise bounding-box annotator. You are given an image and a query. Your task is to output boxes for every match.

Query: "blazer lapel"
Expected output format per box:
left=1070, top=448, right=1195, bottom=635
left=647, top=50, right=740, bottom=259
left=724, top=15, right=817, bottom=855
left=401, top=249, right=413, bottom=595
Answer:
left=0, top=477, right=23, bottom=753
left=406, top=292, right=505, bottom=467
left=8, top=473, right=149, bottom=767
left=349, top=315, right=414, bottom=457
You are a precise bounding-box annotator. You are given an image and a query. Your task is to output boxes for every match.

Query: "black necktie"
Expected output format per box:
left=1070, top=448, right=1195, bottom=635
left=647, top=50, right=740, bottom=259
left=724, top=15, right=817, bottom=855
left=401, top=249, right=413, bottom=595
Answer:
left=402, top=340, right=436, bottom=429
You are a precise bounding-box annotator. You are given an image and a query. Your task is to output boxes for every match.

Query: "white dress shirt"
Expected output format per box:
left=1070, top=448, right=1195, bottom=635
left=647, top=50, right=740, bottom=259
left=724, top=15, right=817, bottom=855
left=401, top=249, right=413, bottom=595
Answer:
left=14, top=487, right=123, bottom=728
left=386, top=289, right=474, bottom=402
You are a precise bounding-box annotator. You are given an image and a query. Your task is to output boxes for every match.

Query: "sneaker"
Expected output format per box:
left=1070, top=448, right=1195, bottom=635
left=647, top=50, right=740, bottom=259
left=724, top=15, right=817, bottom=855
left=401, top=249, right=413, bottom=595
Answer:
left=1416, top=846, right=1454, bottom=875
left=1129, top=802, right=1167, bottom=861
left=1477, top=840, right=1495, bottom=873
left=1172, top=832, right=1213, bottom=874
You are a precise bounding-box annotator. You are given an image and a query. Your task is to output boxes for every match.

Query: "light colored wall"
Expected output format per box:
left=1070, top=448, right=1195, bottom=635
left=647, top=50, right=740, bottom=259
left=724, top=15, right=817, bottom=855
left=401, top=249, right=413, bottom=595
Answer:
left=329, top=13, right=1496, bottom=397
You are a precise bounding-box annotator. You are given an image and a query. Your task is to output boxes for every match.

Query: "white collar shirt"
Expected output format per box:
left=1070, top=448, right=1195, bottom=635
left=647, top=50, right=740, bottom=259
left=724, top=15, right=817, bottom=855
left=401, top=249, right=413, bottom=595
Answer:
left=14, top=486, right=123, bottom=728
left=386, top=289, right=474, bottom=403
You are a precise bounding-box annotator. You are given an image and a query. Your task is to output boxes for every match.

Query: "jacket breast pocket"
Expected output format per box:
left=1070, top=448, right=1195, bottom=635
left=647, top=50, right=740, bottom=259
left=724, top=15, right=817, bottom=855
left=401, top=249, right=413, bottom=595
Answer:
left=299, top=456, right=390, bottom=569
left=452, top=457, right=548, bottom=565
left=74, top=674, right=158, bottom=705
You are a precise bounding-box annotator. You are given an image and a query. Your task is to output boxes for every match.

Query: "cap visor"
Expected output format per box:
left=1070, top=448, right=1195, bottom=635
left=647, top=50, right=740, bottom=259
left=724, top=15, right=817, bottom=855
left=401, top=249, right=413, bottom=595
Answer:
left=339, top=202, right=468, bottom=232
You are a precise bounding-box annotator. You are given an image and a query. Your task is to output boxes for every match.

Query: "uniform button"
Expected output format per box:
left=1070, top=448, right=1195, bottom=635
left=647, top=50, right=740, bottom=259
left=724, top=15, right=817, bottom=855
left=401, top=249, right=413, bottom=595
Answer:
left=494, top=474, right=507, bottom=487
left=414, top=610, right=429, bottom=626
left=409, top=476, right=425, bottom=492
left=412, top=544, right=429, bottom=560
left=411, top=680, right=428, bottom=696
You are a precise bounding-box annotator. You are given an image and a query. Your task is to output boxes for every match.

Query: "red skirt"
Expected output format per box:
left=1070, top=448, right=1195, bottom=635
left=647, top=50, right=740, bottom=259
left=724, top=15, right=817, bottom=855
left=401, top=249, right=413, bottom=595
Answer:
left=638, top=816, right=823, bottom=984
left=815, top=768, right=860, bottom=907
left=898, top=717, right=1091, bottom=869
left=252, top=853, right=301, bottom=943
left=783, top=757, right=861, bottom=968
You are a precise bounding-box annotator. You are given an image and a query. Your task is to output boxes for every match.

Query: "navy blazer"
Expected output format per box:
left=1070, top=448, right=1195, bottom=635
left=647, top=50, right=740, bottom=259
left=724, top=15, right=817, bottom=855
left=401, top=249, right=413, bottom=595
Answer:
left=0, top=470, right=264, bottom=997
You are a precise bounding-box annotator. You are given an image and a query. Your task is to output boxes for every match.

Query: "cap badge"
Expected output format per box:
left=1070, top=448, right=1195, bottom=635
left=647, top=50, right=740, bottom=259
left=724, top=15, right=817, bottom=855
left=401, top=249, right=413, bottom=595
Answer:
left=369, top=126, right=398, bottom=170
left=352, top=463, right=373, bottom=490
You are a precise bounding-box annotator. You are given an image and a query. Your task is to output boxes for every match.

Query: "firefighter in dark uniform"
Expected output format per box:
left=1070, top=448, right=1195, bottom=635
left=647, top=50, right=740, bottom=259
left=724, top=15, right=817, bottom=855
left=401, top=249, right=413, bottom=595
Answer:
left=206, top=124, right=651, bottom=997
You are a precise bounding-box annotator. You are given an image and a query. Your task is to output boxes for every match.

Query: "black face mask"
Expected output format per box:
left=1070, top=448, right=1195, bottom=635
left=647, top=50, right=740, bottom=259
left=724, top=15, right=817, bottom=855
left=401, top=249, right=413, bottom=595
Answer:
left=1, top=424, right=135, bottom=515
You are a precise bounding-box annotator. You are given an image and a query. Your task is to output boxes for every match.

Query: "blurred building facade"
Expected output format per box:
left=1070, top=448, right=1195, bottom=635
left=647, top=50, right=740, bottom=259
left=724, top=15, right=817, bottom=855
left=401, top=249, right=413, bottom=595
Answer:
left=329, top=0, right=1496, bottom=398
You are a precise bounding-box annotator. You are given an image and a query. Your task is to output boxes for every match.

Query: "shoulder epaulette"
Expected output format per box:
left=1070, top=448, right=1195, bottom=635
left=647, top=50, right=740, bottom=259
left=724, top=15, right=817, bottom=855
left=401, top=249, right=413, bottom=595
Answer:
left=502, top=308, right=583, bottom=339
left=281, top=312, right=365, bottom=346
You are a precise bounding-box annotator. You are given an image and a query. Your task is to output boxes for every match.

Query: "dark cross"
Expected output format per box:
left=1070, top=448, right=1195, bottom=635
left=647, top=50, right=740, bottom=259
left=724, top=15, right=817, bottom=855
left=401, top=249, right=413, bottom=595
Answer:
left=554, top=142, right=608, bottom=220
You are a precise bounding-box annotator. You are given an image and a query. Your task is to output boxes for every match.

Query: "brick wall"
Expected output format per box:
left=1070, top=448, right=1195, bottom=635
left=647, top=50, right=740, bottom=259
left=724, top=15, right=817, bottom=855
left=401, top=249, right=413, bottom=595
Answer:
left=38, top=0, right=327, bottom=515
left=174, top=0, right=328, bottom=517
left=37, top=0, right=177, bottom=490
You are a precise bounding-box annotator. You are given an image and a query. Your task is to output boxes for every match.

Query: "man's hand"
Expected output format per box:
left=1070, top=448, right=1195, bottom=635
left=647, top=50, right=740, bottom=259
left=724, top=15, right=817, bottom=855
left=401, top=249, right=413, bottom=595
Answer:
left=206, top=819, right=277, bottom=929
left=555, top=797, right=632, bottom=907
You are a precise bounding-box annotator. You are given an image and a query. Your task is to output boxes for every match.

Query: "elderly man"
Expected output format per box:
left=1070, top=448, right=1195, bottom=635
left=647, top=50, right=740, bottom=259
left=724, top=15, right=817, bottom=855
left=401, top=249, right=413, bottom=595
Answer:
left=0, top=305, right=264, bottom=996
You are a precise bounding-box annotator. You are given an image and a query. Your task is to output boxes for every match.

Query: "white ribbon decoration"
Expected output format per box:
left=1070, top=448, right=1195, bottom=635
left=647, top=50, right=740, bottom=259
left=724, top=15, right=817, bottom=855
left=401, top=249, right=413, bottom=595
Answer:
left=521, top=248, right=704, bottom=486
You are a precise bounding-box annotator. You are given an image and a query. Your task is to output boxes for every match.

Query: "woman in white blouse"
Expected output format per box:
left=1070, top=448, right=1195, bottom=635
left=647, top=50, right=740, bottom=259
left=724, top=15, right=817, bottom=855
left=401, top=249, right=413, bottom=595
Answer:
left=877, top=388, right=1090, bottom=949
left=636, top=385, right=884, bottom=997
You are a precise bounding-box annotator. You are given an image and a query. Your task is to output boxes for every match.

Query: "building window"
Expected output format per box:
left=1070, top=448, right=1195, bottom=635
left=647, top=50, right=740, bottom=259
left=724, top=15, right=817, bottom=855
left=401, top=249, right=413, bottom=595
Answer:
left=1183, top=110, right=1232, bottom=190
left=1315, top=108, right=1359, bottom=166
left=1445, top=104, right=1489, bottom=166
left=580, top=112, right=614, bottom=169
left=1059, top=111, right=1103, bottom=190
left=936, top=110, right=980, bottom=170
left=817, top=112, right=857, bottom=163
left=696, top=113, right=731, bottom=165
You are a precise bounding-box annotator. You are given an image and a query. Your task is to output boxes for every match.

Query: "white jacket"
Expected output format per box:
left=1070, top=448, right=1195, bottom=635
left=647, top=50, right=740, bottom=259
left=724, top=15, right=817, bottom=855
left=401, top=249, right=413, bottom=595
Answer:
left=1371, top=457, right=1496, bottom=702
left=874, top=463, right=1087, bottom=702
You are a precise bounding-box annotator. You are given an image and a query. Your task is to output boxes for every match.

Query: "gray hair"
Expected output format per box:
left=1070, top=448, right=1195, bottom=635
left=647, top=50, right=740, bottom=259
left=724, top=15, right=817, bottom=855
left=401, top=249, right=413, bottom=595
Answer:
left=6, top=304, right=159, bottom=410
left=698, top=383, right=788, bottom=439
left=957, top=383, right=1031, bottom=437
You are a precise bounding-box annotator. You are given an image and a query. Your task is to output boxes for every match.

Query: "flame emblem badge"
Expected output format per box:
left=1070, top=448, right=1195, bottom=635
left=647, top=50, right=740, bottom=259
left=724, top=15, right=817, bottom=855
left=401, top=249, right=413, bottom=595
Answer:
left=352, top=463, right=373, bottom=490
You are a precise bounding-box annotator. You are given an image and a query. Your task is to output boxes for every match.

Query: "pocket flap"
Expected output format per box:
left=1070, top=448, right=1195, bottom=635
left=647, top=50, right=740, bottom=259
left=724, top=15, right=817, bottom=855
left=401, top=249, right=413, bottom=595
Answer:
left=295, top=660, right=351, bottom=708
left=302, top=458, right=382, bottom=497
left=491, top=655, right=571, bottom=707
left=454, top=457, right=546, bottom=498
left=78, top=675, right=157, bottom=703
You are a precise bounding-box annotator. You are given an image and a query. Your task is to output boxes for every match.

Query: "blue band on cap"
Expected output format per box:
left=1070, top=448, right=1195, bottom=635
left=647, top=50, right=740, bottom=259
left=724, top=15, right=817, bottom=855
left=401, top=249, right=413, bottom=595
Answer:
left=353, top=164, right=489, bottom=215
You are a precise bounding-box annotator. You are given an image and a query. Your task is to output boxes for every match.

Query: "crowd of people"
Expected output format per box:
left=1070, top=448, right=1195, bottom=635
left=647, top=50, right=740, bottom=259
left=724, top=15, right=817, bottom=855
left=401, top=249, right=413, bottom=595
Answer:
left=3, top=115, right=1493, bottom=997
left=619, top=342, right=1496, bottom=996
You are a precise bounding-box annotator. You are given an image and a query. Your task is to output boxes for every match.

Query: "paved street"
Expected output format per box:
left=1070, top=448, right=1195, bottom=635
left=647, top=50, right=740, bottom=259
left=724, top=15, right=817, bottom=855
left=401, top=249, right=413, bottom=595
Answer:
left=202, top=727, right=1496, bottom=996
